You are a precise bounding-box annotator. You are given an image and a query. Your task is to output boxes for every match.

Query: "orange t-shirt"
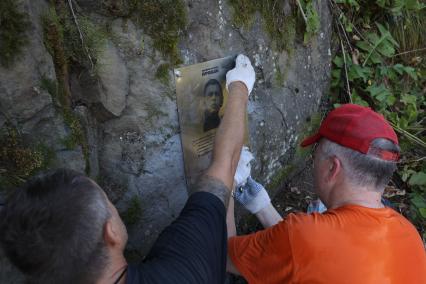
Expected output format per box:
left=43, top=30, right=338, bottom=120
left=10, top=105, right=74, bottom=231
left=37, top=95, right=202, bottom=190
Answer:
left=229, top=205, right=426, bottom=283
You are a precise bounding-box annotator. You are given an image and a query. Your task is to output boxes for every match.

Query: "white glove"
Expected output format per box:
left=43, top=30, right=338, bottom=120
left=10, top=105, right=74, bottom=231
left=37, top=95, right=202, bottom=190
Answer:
left=234, top=177, right=271, bottom=214
left=234, top=146, right=254, bottom=187
left=226, top=54, right=256, bottom=95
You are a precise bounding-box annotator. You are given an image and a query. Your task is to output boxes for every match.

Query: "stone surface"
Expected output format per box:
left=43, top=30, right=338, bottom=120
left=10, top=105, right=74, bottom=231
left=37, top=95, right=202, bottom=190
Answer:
left=0, top=0, right=332, bottom=279
left=97, top=41, right=129, bottom=117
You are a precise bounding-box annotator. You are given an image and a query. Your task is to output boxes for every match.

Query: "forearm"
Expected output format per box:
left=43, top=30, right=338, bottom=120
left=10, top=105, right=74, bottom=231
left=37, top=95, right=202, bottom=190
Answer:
left=206, top=83, right=248, bottom=190
left=255, top=203, right=283, bottom=228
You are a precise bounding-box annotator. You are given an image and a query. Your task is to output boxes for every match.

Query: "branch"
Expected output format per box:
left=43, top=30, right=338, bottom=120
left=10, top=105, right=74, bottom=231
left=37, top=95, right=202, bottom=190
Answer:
left=393, top=47, right=426, bottom=57
left=67, top=0, right=95, bottom=71
left=340, top=39, right=352, bottom=103
left=295, top=0, right=308, bottom=25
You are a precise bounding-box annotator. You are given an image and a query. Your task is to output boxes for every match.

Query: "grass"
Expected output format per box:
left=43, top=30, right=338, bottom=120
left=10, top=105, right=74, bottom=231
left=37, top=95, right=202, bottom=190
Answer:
left=0, top=0, right=29, bottom=67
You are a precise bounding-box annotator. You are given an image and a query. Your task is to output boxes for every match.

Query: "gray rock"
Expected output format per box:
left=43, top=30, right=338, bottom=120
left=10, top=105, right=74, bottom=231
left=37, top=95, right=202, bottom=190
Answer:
left=0, top=0, right=332, bottom=268
left=97, top=41, right=129, bottom=117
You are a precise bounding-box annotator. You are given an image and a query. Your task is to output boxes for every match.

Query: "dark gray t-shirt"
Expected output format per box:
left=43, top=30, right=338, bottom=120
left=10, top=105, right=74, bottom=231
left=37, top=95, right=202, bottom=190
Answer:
left=126, top=192, right=227, bottom=284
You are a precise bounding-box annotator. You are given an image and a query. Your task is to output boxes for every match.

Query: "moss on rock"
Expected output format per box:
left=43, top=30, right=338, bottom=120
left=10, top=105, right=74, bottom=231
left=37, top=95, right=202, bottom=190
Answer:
left=0, top=125, right=54, bottom=189
left=0, top=0, right=29, bottom=67
left=40, top=76, right=90, bottom=174
left=132, top=0, right=187, bottom=65
left=155, top=63, right=171, bottom=84
left=229, top=0, right=298, bottom=52
left=121, top=196, right=143, bottom=226
left=267, top=165, right=295, bottom=190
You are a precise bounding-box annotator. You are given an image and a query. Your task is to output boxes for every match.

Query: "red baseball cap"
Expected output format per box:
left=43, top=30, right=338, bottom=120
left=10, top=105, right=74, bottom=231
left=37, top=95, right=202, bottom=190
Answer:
left=301, top=104, right=399, bottom=161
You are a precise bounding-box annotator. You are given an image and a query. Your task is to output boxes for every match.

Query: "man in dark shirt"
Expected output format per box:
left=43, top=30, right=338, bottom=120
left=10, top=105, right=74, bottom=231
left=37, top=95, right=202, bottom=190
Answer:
left=0, top=54, right=255, bottom=284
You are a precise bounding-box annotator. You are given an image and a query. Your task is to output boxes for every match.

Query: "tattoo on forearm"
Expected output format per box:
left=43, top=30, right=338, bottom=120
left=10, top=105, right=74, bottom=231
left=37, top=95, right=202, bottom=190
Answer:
left=191, top=175, right=230, bottom=209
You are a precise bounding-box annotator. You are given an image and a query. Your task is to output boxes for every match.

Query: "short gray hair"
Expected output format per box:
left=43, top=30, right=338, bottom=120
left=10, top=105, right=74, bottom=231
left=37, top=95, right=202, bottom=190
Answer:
left=0, top=169, right=111, bottom=283
left=319, top=138, right=400, bottom=191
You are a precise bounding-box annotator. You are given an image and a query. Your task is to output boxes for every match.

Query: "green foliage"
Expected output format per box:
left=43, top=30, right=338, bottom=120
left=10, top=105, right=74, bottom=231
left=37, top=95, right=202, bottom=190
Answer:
left=131, top=0, right=187, bottom=65
left=357, top=23, right=399, bottom=66
left=302, top=0, right=321, bottom=44
left=41, top=7, right=64, bottom=56
left=331, top=0, right=426, bottom=238
left=0, top=125, right=54, bottom=189
left=121, top=196, right=143, bottom=226
left=0, top=0, right=29, bottom=67
left=63, top=16, right=107, bottom=69
left=42, top=5, right=106, bottom=71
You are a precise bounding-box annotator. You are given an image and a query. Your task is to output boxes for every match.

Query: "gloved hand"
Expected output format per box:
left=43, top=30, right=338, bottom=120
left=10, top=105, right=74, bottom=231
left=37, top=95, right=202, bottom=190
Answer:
left=234, top=146, right=254, bottom=187
left=226, top=54, right=256, bottom=95
left=234, top=177, right=271, bottom=214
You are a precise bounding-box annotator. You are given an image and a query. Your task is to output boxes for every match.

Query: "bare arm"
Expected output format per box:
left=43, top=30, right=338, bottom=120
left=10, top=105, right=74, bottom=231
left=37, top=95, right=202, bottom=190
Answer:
left=199, top=82, right=248, bottom=208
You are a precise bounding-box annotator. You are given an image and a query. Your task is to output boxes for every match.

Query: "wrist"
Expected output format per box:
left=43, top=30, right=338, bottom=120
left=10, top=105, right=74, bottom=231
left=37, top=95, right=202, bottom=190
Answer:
left=228, top=81, right=249, bottom=97
left=244, top=190, right=271, bottom=214
left=255, top=203, right=274, bottom=216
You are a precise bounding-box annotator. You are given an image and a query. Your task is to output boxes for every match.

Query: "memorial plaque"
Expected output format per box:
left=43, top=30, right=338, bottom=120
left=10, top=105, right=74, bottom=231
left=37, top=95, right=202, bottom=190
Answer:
left=175, top=56, right=249, bottom=190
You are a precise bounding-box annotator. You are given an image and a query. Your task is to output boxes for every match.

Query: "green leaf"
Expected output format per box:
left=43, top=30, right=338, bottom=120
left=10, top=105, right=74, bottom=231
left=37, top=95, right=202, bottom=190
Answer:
left=375, top=0, right=387, bottom=7
left=356, top=41, right=371, bottom=52
left=419, top=208, right=426, bottom=219
left=409, top=172, right=426, bottom=186
left=392, top=64, right=405, bottom=74
left=333, top=56, right=344, bottom=68
left=411, top=194, right=426, bottom=209
left=332, top=69, right=342, bottom=78
left=404, top=67, right=418, bottom=80
left=386, top=94, right=396, bottom=105
left=400, top=94, right=417, bottom=105
left=348, top=64, right=372, bottom=82
left=352, top=93, right=369, bottom=106
left=367, top=84, right=388, bottom=97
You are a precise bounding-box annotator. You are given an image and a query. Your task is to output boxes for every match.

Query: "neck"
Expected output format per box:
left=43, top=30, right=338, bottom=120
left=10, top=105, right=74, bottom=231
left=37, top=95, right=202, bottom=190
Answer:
left=96, top=251, right=127, bottom=284
left=326, top=183, right=384, bottom=210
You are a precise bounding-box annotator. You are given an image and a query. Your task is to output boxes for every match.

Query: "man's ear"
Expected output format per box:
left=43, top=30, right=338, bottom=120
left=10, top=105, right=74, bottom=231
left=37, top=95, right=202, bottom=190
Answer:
left=104, top=219, right=120, bottom=247
left=326, top=156, right=342, bottom=182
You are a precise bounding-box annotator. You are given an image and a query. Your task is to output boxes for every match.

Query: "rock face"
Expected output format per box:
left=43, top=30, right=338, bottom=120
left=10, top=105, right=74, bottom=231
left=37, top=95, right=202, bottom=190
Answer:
left=0, top=0, right=331, bottom=280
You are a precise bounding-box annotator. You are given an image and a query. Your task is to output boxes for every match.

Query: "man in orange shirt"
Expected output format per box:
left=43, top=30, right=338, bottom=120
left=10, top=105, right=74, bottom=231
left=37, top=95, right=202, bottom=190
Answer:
left=227, top=104, right=426, bottom=283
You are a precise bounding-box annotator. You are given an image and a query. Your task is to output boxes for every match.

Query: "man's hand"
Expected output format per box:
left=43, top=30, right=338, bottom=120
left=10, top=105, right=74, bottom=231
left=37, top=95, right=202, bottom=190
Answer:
left=234, top=177, right=271, bottom=214
left=226, top=54, right=255, bottom=95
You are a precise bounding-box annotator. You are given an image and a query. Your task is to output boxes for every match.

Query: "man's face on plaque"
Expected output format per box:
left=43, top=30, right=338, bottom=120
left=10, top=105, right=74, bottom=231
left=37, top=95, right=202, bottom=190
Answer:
left=204, top=83, right=222, bottom=113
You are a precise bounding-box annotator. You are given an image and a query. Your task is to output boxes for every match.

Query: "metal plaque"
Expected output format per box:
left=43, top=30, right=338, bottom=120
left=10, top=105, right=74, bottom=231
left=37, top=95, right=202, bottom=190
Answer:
left=175, top=56, right=249, bottom=190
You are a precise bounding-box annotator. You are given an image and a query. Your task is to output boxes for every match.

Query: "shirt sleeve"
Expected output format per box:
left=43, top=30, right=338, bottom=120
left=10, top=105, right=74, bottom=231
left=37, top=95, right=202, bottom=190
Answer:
left=127, top=191, right=227, bottom=284
left=228, top=220, right=294, bottom=284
